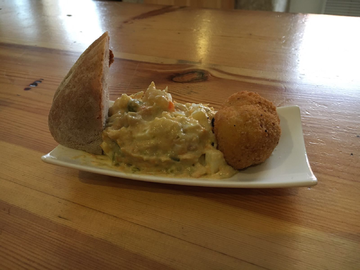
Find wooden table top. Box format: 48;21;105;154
1;1;359;269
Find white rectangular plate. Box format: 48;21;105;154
41;105;317;188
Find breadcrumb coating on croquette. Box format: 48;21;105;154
225;91;280;122
214;91;281;170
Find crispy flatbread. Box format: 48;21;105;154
48;32;114;154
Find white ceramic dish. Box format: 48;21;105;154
41;105;317;188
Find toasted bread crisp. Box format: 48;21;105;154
214;91;281;170
48;32;114;154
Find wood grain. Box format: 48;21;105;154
144;0;235;9
0;1;360;269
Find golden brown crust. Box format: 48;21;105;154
224;91;280;122
48;32;112;154
214;91;281;170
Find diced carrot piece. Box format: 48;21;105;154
168;101;175;112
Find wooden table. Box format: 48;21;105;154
1;1;359;269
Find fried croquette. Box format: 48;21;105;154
214;91;281;170
225;91;279;117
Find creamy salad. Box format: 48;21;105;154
101;82;236;178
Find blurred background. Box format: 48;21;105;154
121;0;360;16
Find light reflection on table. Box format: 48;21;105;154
298;15;360;90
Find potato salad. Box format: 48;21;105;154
101;82;236;178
